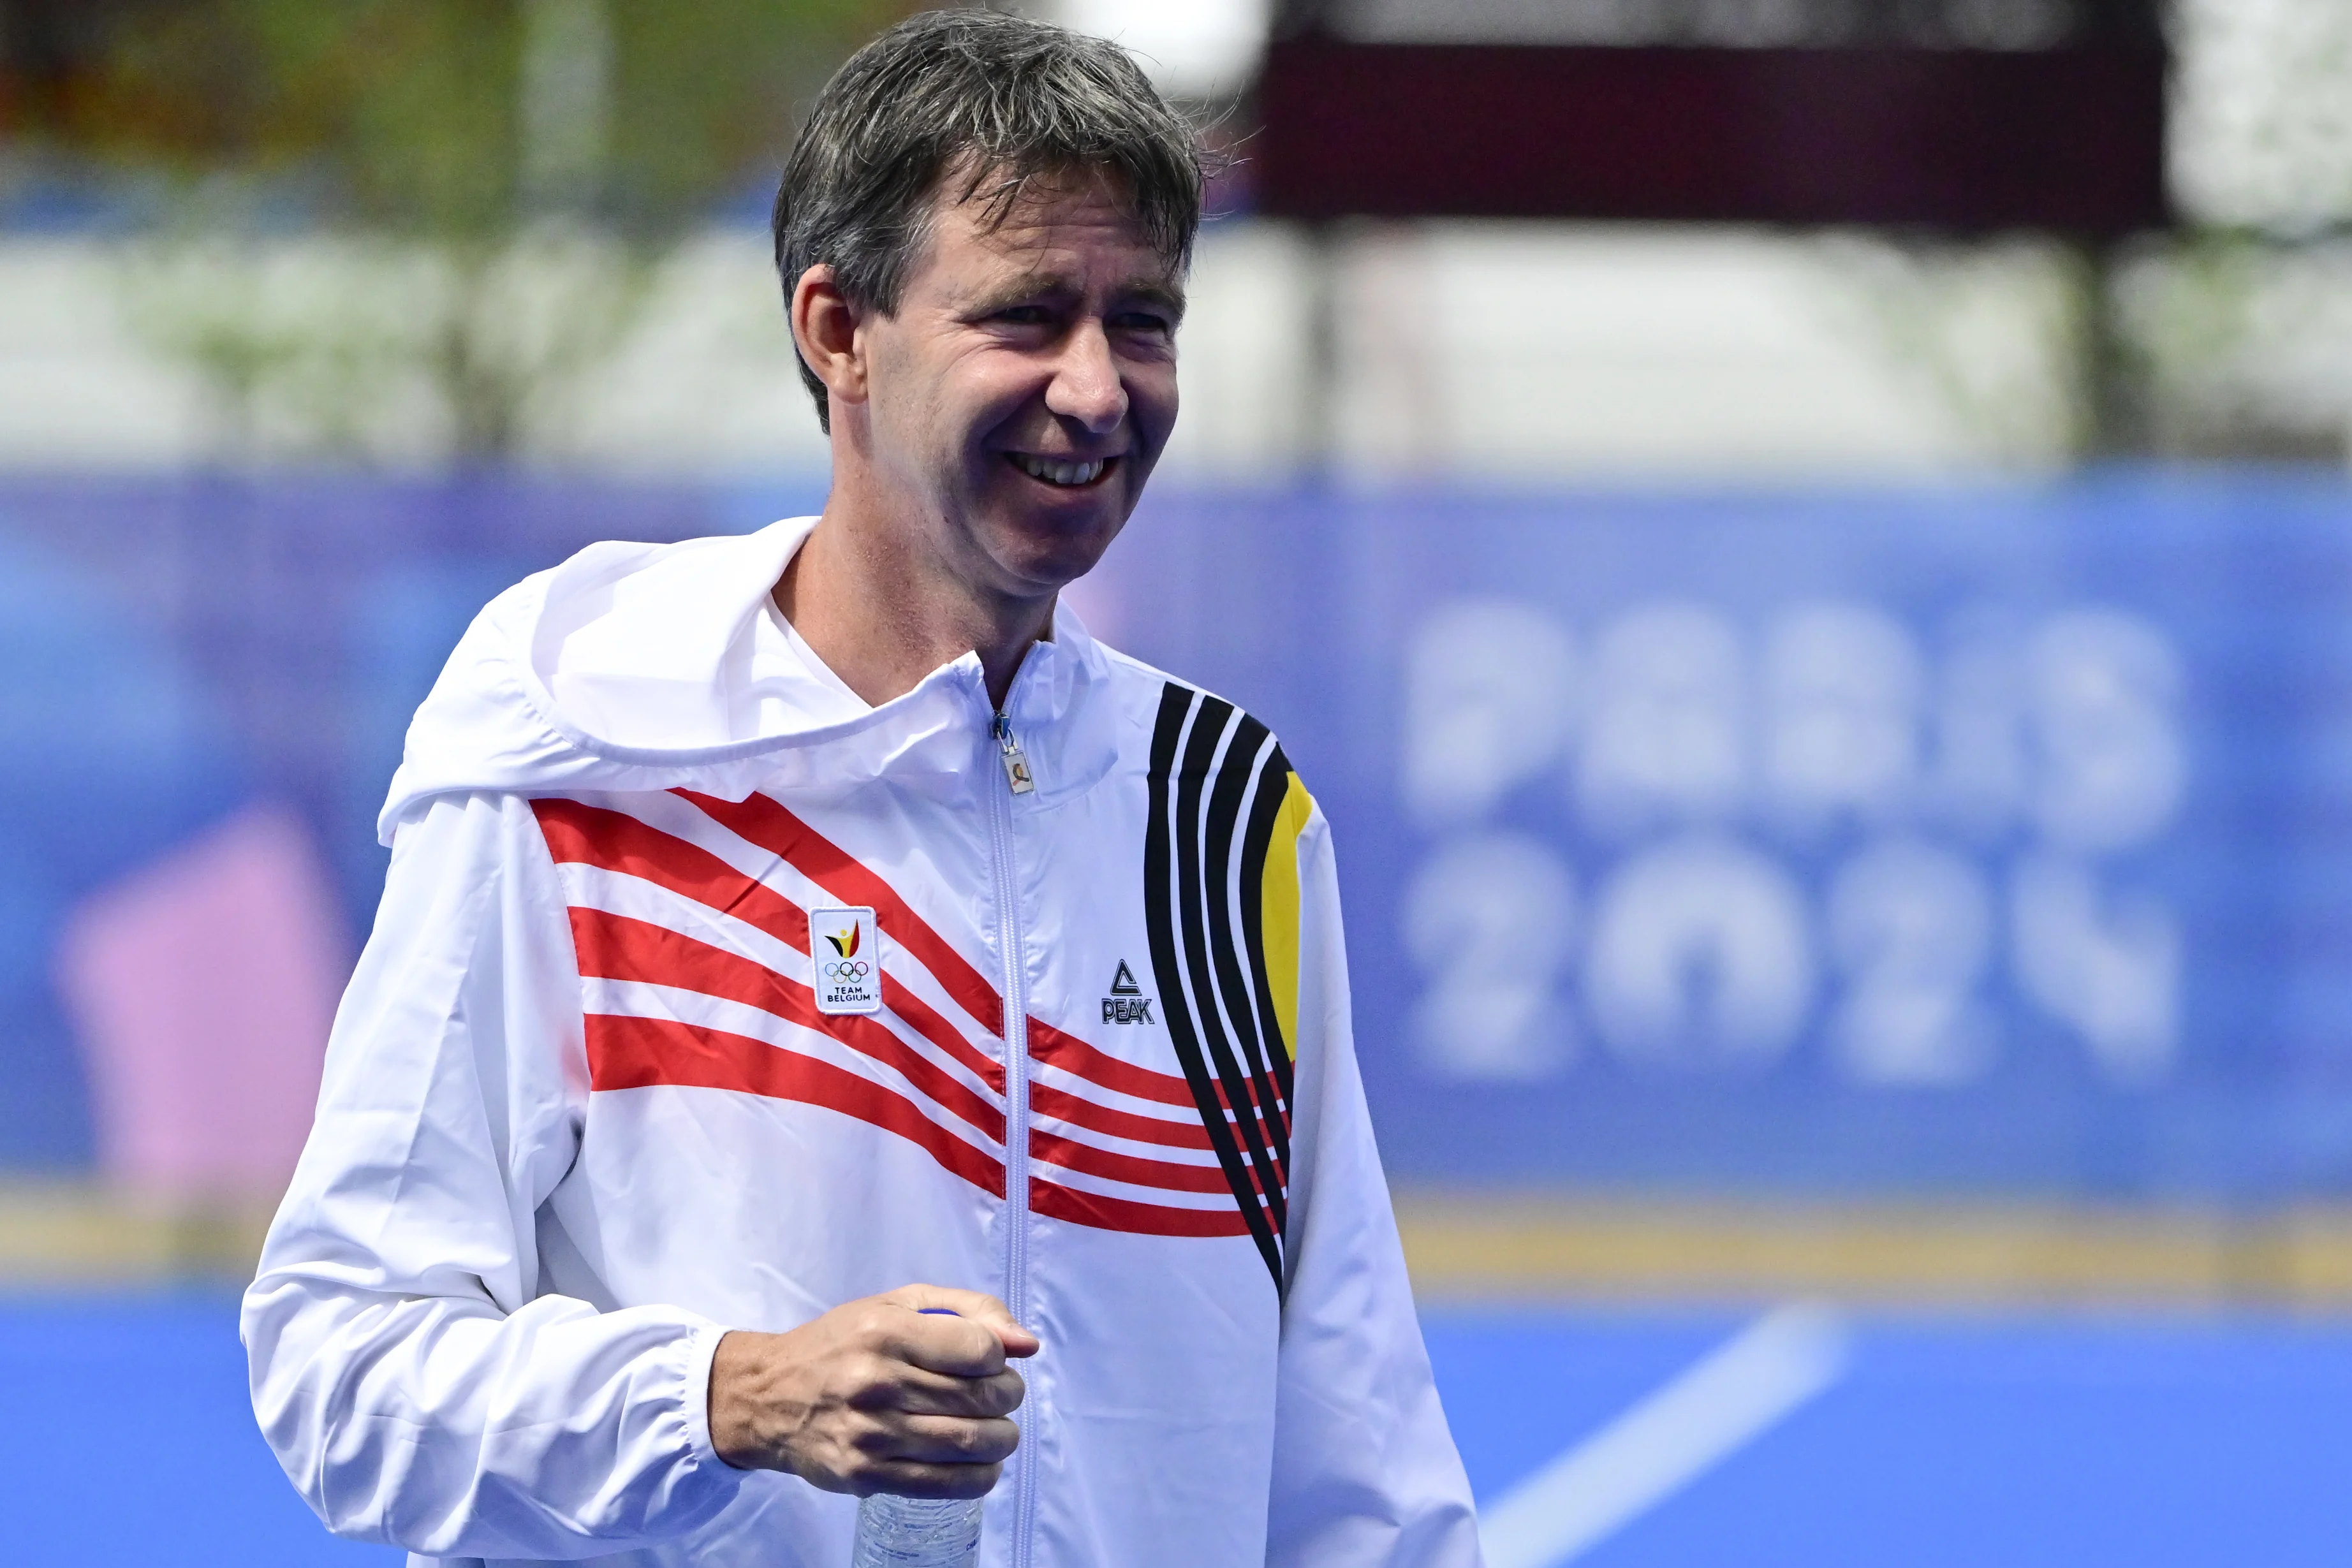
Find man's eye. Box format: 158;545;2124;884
996;305;1052;325
1111;312;1172;335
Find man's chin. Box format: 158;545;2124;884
972;506;1128;593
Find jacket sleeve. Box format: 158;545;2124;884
241;791;744;1558
1267;810;1485;1568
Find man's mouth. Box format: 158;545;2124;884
1008;452;1117;488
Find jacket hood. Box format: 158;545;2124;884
379;515;1120;844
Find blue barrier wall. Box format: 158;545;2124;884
5;469;2349;1203
0;475;816;1169
1094;472;2352;1203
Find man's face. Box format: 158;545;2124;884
855;168;1182;600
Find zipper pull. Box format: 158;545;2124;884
992;710;1036;796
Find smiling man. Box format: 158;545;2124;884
242;11;1480;1568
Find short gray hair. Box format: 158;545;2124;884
772;9;1209;432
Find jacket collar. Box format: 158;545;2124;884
378;516;1123;842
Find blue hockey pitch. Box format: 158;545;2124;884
4;1294;2349;1565
1426;1306;2352;1567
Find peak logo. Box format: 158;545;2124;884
809;905;880;1016
1103;960;1154;1025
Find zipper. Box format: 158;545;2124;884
992;710;1036;796
984;694;1037;1568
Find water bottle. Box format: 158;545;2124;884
849;1492;985;1568
848;1307;991;1568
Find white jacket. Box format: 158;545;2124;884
243;517;1481;1568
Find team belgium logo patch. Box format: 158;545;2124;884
809;905;881;1015
1102;960;1154;1025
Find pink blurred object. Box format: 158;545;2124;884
56;805;348;1198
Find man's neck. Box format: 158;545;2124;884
773;497;1052;714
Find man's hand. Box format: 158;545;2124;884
707;1284;1039;1498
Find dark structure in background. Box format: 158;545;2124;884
0;0;165;135
1259;0;2171;446
1270;0;2163;50
1259;41;2166;235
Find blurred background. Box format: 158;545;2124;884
4;0;2352;1562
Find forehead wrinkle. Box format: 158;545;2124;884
956;155;1133;235
948;163;1180;278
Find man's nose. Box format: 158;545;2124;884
1044;321;1128;436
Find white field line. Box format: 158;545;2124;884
1476;1302;1851;1568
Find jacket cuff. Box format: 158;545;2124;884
680;1320;735;1474
645;1315;747;1535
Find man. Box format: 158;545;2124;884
244;11;1481;1567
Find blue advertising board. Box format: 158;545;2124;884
1089;471;2352;1202
0;475;813;1169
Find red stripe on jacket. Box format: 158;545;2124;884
569;907;1005;1145
1026;1016;1197;1108
1029;1129;1234;1196
585;1013;1004;1198
1029;1177;1255;1238
1027;1081;1213;1150
537;798;1005;1094
678;790;1007;1035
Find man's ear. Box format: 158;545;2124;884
791;265;868;413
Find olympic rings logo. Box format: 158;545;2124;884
823;960;872;980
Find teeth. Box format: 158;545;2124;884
1014;453;1108;487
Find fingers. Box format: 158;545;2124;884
712;1287;1034;1493
869;1308;1003;1379
848;1414;1018;1500
855;1456;1007;1500
877;1412;1022;1467
889;1362;1026;1419
881;1285;1041;1360
835;1403;1019;1501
